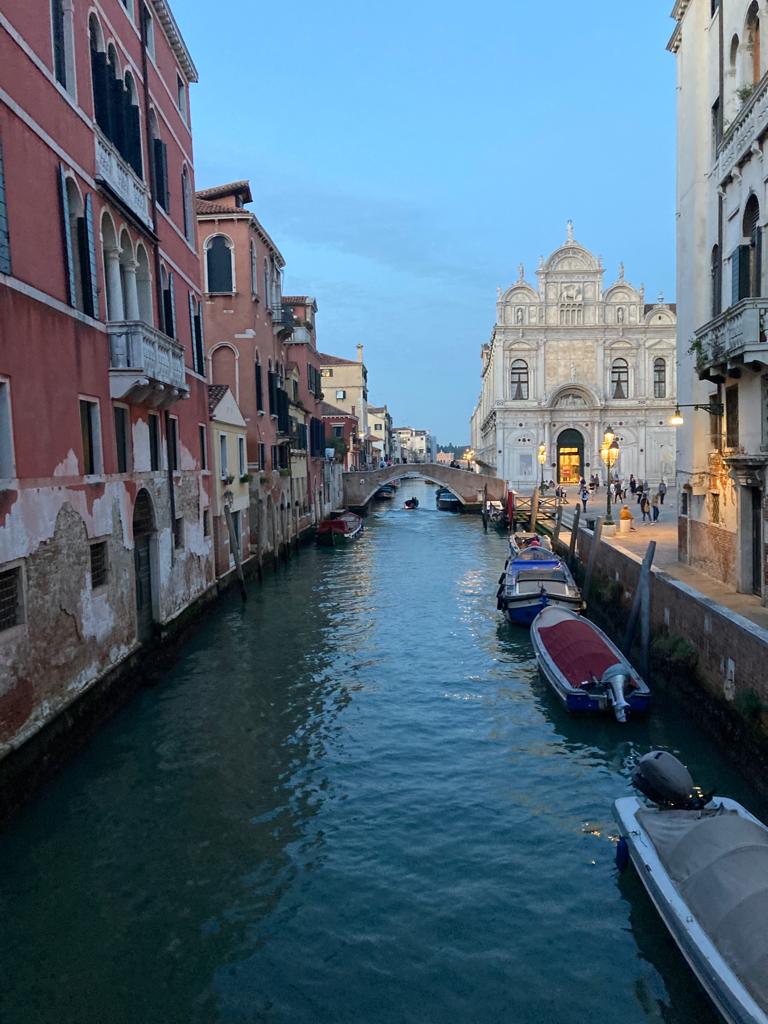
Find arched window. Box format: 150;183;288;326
51;0;75;94
89;25;143;179
123;72;142;177
611;358;629;399
250;241;258;296
746;2;761;85
136;243;152;324
181;166;193;242
205;235;233;293
59;171;97;317
739;193;762;299
149;110;168;210
711;244;722;317
653;358;666;399
510;359;529;400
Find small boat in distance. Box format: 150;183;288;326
497;546;581;626
435;487;461;512
530;606;650;721
404;497;419;509
316;510;364;546
614;751;768;1024
375;484;395;500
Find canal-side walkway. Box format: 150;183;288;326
559;487;768;634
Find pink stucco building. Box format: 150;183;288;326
0;1;212;752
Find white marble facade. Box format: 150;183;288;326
471;225;677;490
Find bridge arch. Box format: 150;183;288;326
342;463;505;511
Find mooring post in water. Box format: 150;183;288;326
224;504;248;602
568;505;580;566
530;486;540;533
482;484;488;533
553;503;563;547
582;515;603;605
623;540;656;657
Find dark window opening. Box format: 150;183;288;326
199;424;207;470
206;236;233;293
726;385;739;448
167;416;179;472
90;541;108;587
711;244;722;317
148;413;160;470
173;516;184;548
114;405;129;472
0;566;22;631
80;399;99;475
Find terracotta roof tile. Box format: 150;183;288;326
320;402;354;417
196;181;252;202
207;383;229;416
318;351;357;366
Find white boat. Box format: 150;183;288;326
614;752;768;1024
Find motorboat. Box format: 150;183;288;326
614;751;768;1023
316;510;364;546
436;487;461;512
510;532;552;554
497;548;582;627
404;497;419;509
375;484;395;500
530;606;650;720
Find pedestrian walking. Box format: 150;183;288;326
652;492;660;523
580;484;589;513
629;474;637;495
640;493;651;522
658;480;667;505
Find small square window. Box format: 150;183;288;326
90;541;108;588
336;389;346;400
203;509;210;537
174;516;184;549
0;565;23;631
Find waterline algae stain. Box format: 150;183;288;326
0;481;762;1024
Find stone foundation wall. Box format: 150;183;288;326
683;517;737;587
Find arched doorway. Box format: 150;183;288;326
557;429;584;484
133;489;156;642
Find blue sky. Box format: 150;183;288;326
180;1;677;443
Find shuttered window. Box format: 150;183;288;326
162;272;176;338
255;363;264;411
188;293;205;374
148;413;160;470
51;0;67;88
153;138;169;210
0;137;10;275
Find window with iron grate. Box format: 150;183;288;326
174;517;184;549
0;566;22;631
90;541;108;588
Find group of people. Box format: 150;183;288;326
578;475;668;525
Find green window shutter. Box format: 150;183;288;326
84;193;99;318
58;165;76;306
0;138;10;274
168;273;176;338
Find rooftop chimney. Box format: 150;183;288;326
356;344;364;363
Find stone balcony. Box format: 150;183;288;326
717;72;768;183
108;321;189;407
694;297;768;379
94;132;152;230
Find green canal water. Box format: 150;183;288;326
1;478;765;1024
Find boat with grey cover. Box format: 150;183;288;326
614;751;768;1024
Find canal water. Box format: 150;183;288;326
1;478;764;1024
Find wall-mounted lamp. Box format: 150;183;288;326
669;401;724;427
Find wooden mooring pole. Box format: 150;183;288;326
582;516;603;605
568;505;580;566
622;540;656;662
530;486;540;533
553;504;563;547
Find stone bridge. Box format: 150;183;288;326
342;463;506;511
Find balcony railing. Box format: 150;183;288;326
94;132;152;230
108;321;189;407
271;304;295;337
694;297;768;375
717;71;768;182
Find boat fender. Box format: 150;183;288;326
615;836;629;872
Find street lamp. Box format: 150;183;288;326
463;448;475;469
668;401;723;427
600;425;620;525
537;443;547;487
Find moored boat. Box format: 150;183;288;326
614;751;768;1024
375;484;395;500
316;510;364;546
436;486;461;512
497;547;581;626
530;606;650;720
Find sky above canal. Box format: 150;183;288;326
181;1;676;444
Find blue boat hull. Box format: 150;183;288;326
564;689;651;715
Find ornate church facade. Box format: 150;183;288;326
470;225;678;490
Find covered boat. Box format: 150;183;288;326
497;548;581;626
436;487;461;512
316;510;363;546
614;751;768;1024
530;606;650;720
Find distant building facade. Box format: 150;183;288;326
669;0;768;601
395;427;437;463
471;226;677;489
319;347;369;462
368;405;393;461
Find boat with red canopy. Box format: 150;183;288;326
316;510;364;546
530;606;650;721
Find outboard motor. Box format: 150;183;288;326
601;664;630;723
632;750;713;809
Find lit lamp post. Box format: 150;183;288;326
463;448;475;471
537;443;547;487
600;425;620;526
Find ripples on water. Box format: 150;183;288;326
0;479;763;1024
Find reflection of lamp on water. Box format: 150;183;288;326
600;425;620;526
537;443;547;486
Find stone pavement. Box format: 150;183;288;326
557;486;768;634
